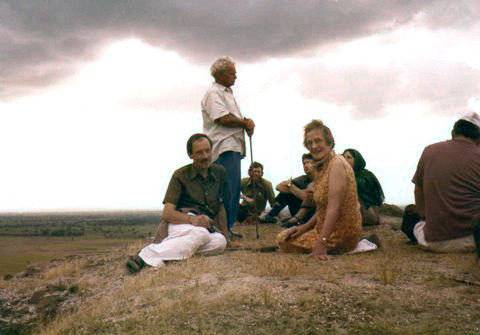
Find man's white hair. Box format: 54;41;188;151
210;56;235;78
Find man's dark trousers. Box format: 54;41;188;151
268;193;303;218
215;151;242;231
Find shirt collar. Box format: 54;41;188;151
188;164;217;182
213;82;233;93
452;136;477;145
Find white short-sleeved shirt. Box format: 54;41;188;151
201;82;246;162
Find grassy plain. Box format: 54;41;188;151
0;211;160;276
1;213;480;334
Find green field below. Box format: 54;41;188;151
0;235;146;276
0;211;161;276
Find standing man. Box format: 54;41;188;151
410;112;480;253
201;57;255;239
238;162;276;224
126;134;230;273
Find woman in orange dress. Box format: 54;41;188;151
277;120;362;259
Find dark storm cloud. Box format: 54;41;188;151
298;62;480;118
3;0;474;98
418;0;480;28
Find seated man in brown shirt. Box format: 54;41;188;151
411;112;480;253
237;162;275;224
126;133;232;273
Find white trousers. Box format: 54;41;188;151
139;223;227;267
414;221;475;253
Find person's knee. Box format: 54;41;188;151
217;235;227;250
188;226;213;243
277;238;290;252
208;234;227;254
277;239;286;251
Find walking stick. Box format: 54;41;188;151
249;135;260;239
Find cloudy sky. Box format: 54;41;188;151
1;1;479;211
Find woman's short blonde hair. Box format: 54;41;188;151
303;119;335;149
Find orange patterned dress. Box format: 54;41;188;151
277;152;362;254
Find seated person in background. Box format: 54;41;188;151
342;149;385;226
280;180;318;228
237;162;276;224
277;120;378;259
409;112;480;253
126;134;232;273
260;153;316;224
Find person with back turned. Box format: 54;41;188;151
408;112;480;253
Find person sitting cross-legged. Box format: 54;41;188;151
126;133;232;273
237;162;275;224
260;153;316;224
342;149;385;226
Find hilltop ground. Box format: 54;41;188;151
1;214;480;335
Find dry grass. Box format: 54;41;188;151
3;218;480;334
41;260;85;280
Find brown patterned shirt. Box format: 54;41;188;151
163;163;227;219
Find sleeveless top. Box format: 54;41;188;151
277;152;362;254
313;153;362;253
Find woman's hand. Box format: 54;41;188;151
284;224;307;241
308;240;331;261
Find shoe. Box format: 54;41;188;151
366;234;382;248
281;217;302;228
126;255;145;273
401;204;420;244
283;222;301;228
229;230;243;240
259;215;277;224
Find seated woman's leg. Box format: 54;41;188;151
276;229;316;253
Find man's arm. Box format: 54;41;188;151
412;149;426;219
276;179;307;201
215;206;231;242
163;203;212;228
240;193;255;204
266;181;276;206
414;185;426;219
215;114;255;136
